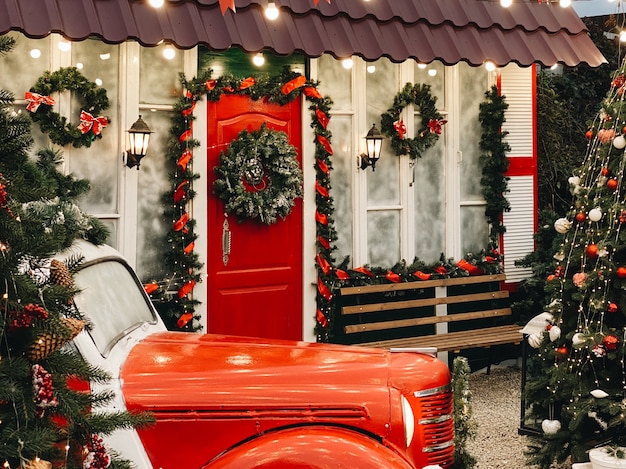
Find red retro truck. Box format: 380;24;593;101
65;241;454;468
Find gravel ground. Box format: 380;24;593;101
466;362;571;469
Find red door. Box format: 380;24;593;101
207;95;303;340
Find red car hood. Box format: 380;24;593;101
121;331;448;411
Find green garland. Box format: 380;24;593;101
213;123;303;224
380;82;446;160
479;85;511;242
26;67;110;148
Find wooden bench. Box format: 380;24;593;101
334;273;522;369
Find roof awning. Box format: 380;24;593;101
0;0;607;68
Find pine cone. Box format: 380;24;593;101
50;259;74;304
29;317;85;361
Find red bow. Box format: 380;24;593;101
427;118;447;135
24;92;55;112
219;0;235;14
78;111;108;135
393;119;406;139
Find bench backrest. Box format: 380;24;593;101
334;274;511;345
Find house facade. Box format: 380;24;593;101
0;0;605;341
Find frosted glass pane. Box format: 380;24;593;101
413;61;445;107
69;40;120;214
367;58;399;206
316;55;352;111
100;220;117;249
367;211;400;266
461;206;489;254
136;111;173;280
140;46;184;104
0;33;51;91
328;115;353;263
413;142;446;263
459;63;488;201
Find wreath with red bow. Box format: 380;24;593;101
380;82;447;160
26;67;110;148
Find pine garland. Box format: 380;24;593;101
479;85;511;243
452;356;478;469
27;67;110;148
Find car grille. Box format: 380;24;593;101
415;387;455;467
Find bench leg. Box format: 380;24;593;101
486;347;494;375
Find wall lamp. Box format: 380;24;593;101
124;115;153;170
359;123;384;171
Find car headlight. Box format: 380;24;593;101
401;394;415;447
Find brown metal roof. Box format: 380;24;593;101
0;0;606;67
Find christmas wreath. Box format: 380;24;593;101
380;82;446;160
213;123;304;224
26;67;110;148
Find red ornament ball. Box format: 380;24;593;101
586;244;599;258
586;130;593;140
601;167;611;176
603;334;619;351
575;212;586;223
555;346;569;357
608;302;619;313
617;266;626;278
607;178;618;191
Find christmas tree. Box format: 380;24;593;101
524;58;626;467
0;37;151;468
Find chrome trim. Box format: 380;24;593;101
422;440;455;453
413;384;451;397
418;413;453;425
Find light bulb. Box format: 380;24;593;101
30;49;41;59
163;46;176;60
484;61;496;72
500;0;513;7
253;53;265;66
559;0;571;7
366;65;376;74
149;0;164;7
342;58;353;69
265;2;279;20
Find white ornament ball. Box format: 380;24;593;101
591;389;609;399
614;135;626;149
554;218;572;234
541;419;561;435
549;325;561;342
528;332;544;349
568;176;580;187
588;208;603;222
572;332;586;346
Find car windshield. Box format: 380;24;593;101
72;259;157;357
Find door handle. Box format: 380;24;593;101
222;215;231;266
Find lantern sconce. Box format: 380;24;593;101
359;123;384;171
124;115;153;170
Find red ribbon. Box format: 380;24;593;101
393;119;406;140
315;211;328;225
315;180;329;198
435;266;448;275
177;149;193;171
181;100;196;117
177;280;196;299
412;271;432;281
144;283;159;294
316;135;333;155
184;241;195;255
303;87;322;99
173;212;189;231
352;266;373;277
334;269;350;280
24;92;55;112
317;236;330;250
386;271;401;283
316;253;331;275
78;111;108;135
315;108;329;129
313;0;331;5
316;309;328;328
239;77;256;90
219;0;236;14
316;159;329;174
206;80;217;91
317;278;333;301
456;259;484;276
179;128;193;142
176;312;194;328
427;118;447;135
281;76;307;95
173;180;189;203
